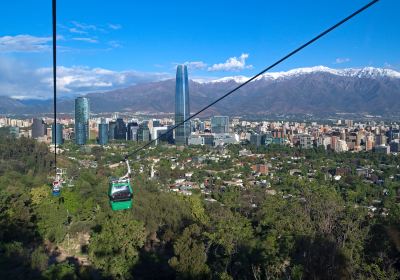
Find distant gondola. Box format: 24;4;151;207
52;181;61;197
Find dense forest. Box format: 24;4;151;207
0;136;399;279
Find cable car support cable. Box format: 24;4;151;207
122;0;380;161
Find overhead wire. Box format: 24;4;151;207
52;0;57;174
123;0;380;161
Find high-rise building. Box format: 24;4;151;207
250;133;265;146
138;123;150;142
31;118;46;138
75;97;90;145
108;121;116;140
152;127;168;145
175;65;190;145
52;123;63;145
127;122;139;141
98;122;109;145
211;116;229;134
366;135;374;151
114;118;127;140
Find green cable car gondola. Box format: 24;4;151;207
108;159;133;211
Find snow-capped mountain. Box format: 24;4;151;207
2;66;400;116
196;66;400;84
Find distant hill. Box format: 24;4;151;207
2;66;400;117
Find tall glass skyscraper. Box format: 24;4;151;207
52;123;63;145
175;65;190;145
138;122;150;142
98;120;109;145
75;97;90;145
108;121;116;140
114;118;127;140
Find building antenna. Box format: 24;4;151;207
122;0;381;160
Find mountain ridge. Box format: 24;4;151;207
1;66;400;116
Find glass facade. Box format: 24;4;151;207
211;116;229;134
127;122;139;141
108;121;116;140
98;123;109;145
175;65;190;145
138;123;150;142
75;97;90;145
52;123;63;145
114;118;127;140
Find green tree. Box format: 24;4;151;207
169;224;210;279
42;262;78;280
89;213;146;279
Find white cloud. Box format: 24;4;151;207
69;27;87;34
335;57;351;64
72;37;99;43
0;57;171;99
108;23;122;30
208;53;253;72
37;66;171;95
71;21;98;31
0;35;52;52
183;61;207;70
108;40;122;48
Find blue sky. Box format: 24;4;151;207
0;0;398;98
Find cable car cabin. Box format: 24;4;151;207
108;178;133;211
52;181;61;197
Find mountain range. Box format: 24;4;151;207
1;66;400;117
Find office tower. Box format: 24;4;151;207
108;121;116;140
211;116;229;134
114;118;127;140
31;118;46;138
52;123;63;145
152;127;168;145
250;133;265;146
138;123;150;142
127;122;139;141
98;123;109;145
175;65;190;145
75;97;90;145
